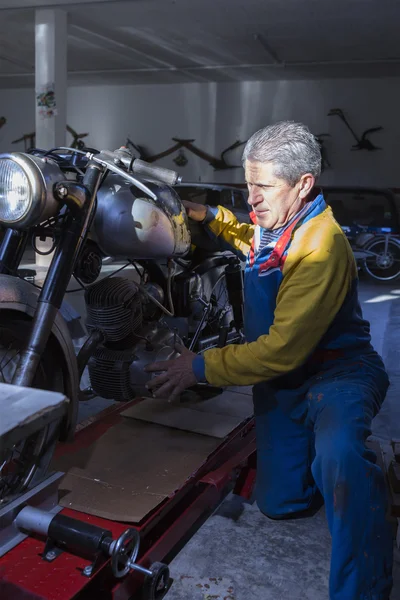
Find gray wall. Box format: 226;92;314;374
0;77;398;187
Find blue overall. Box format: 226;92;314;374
244;196;393;599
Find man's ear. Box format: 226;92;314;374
298;173;315;199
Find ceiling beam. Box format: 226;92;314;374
0;51;34;70
2;56;400;79
69;22;176;69
68;18;210;82
0;0;133;10
254;33;283;66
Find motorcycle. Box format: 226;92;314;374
341;224;400;282
0;145;245;505
323;186;400;283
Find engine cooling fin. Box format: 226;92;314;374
88;347;136;402
85;277;142;343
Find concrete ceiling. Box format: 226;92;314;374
0;0;398;88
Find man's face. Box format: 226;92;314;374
245;160;303;230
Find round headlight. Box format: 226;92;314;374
0;159;32;223
0;153;63;229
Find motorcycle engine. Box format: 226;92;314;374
85;277;181;401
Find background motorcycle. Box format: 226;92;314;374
322;186;400;283
341;223;400;282
0;145;244;505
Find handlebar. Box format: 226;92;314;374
86;147;182;193
130;158;182;186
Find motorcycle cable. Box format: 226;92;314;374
129;259;175;318
130;260;145;283
188;272;227;352
17;259;134;295
34;147;88;178
44;146;88;157
65;261;134;294
31;233;57;257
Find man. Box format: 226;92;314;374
146;121;392;599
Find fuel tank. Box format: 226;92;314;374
92;174;191;259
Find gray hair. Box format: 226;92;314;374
242;121;321;186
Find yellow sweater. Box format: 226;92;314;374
200;204;358;387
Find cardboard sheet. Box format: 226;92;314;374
121;389;253;438
55;419;219;522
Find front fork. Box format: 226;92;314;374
0;228;29;276
11;162;104;388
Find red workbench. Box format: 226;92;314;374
0;401;256;600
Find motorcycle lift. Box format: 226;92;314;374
0;385;256;600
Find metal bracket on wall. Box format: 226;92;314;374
125;136;247;170
328;108;383;151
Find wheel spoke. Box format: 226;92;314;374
0;342;14;381
0;342;13;370
363;240;400;280
1;350;19;374
0;322;52;503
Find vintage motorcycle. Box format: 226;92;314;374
0;145;245;504
342;224;400;282
323;186;400;283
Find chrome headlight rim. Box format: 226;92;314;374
0;153;36;225
0;152;61;230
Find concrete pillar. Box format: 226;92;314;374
35;8;67;266
35;8;67;150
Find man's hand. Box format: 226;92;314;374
182;200;208;222
144;345;198;401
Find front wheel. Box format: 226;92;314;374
0;313;66;506
363;238;400;282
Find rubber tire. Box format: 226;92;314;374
0;312;66;497
363;239;400;282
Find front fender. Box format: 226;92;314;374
0;274;79;441
357;233;400;249
355;232;376;248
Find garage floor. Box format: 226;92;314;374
163;279;400;600
22;259;400;599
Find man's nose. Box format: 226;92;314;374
248;187;261;205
